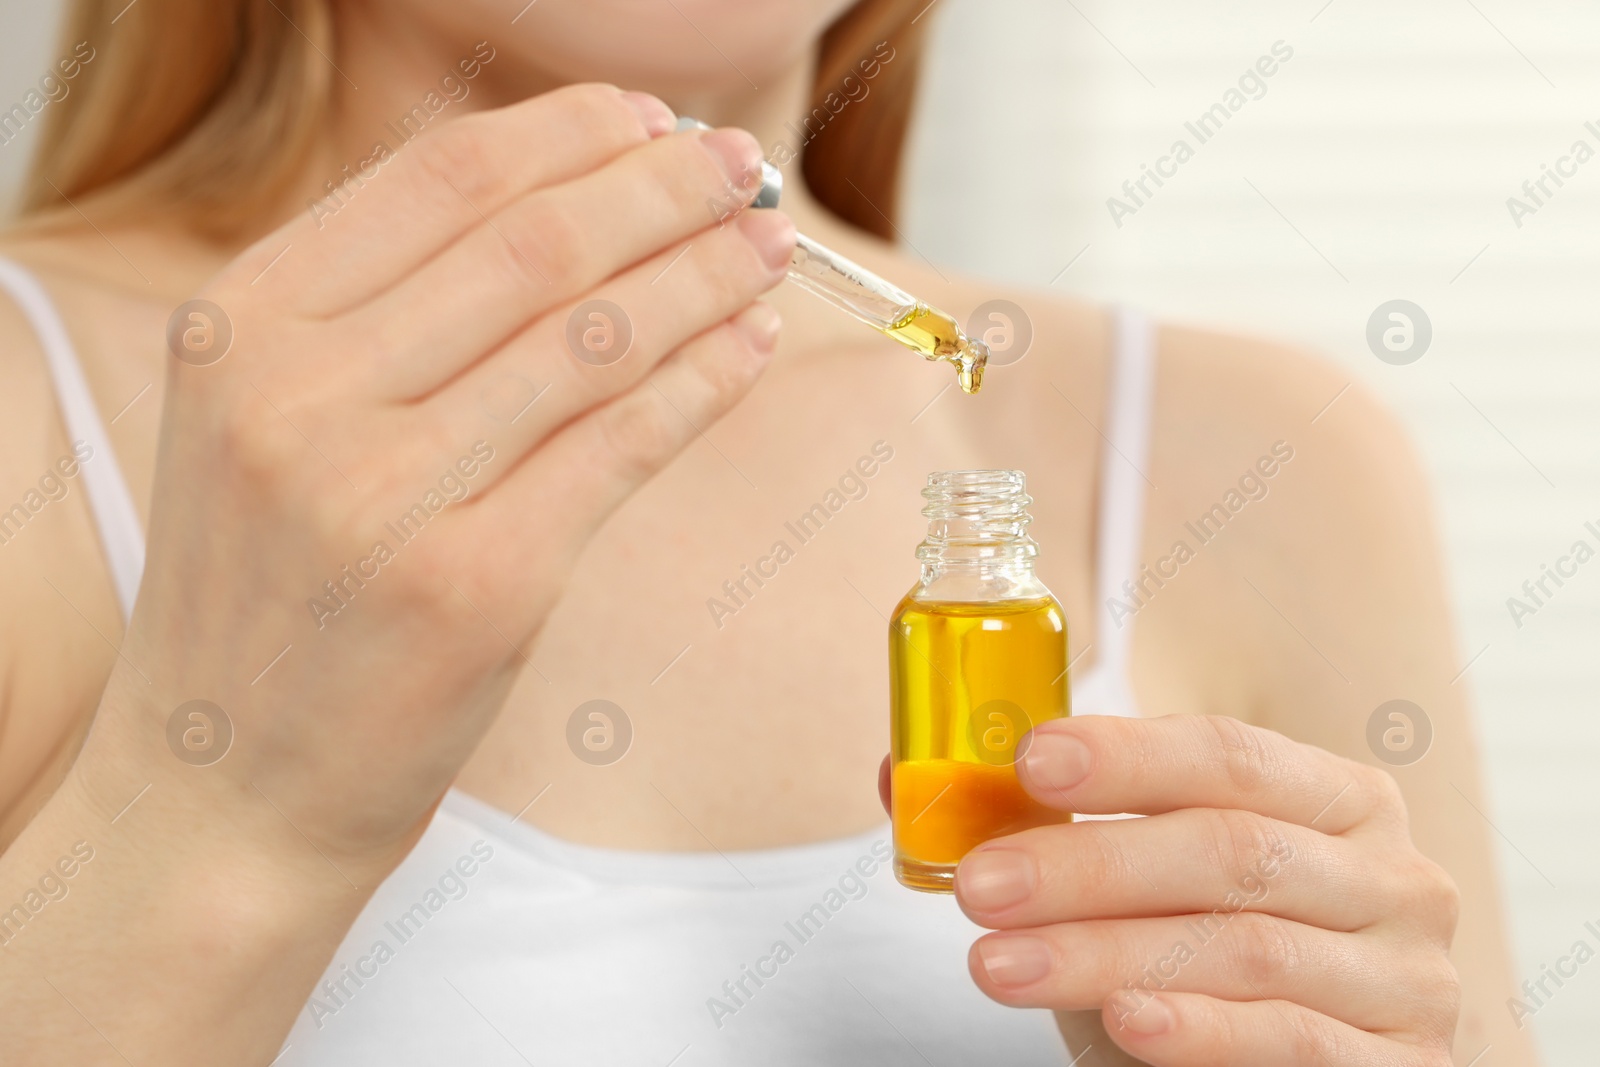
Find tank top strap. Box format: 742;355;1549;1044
1071;306;1157;720
1093;307;1157;675
0;256;145;624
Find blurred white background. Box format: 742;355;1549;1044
3;0;1595;1061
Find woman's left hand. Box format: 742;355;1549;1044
951;714;1462;1065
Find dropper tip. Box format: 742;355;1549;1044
955;338;990;394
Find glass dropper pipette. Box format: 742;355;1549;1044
786;233;988;394
679;118;990;393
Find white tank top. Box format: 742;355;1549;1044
1;259;1156;1065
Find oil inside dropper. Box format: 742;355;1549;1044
879;304;989;394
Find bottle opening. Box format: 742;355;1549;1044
918;469;1037;563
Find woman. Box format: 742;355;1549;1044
0;0;1534;1063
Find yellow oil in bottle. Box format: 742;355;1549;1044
889;595;1070;893
880;304;988;394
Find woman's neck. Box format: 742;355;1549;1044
312;6;859;249
290;7;901;356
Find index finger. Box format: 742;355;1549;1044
1017;715;1403;835
242;83;674;313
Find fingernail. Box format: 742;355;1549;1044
732;302;782;357
1021;730;1093;793
1108;991;1175;1035
700;128;764;190
957;848;1036;911
975;936;1052;988
621;91;675;138
735;209;797;275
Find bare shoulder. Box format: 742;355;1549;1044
960;281;1450;726
1152;318;1424;519
1142;317;1453;730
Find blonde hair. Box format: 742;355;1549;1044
19;0;928;239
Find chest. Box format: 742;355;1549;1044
458;358;1104;848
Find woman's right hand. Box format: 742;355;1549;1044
103;81;790;860
3;83;791;1063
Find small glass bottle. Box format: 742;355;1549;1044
889;470;1071;893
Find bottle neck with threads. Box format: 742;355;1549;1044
912;470;1050;602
